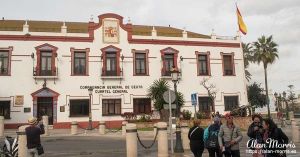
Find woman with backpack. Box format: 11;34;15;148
188;119;205;157
262;118;289;157
204;117;222;157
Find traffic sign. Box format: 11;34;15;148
191;93;197;106
163;90;176;103
163;104;177;109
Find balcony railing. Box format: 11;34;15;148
160;68;182;79
33;67;58;79
101;69;123;79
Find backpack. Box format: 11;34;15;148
205;125;220;149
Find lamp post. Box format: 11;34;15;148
87;87;93;130
171;67;184;153
274;92;278;112
282;91;289;120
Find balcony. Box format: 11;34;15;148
160;69;182;80
33;67;58;79
100;69;123;79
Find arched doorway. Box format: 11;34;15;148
31;87;59;125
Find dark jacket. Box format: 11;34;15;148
247;122;264;144
188;126;204;150
264;127;289;157
25;124;45;149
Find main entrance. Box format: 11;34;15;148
37;97;53;125
31;86;59;125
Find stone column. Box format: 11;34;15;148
0;116;4;137
17;125;30;157
181;122;190;150
99;121;106;135
289;111;295;120
71;121;78;135
292;125;300;142
122;121;128;136
42;116;49;136
126;123;137;157
157;122;168;157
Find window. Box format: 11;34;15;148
133;98;151;114
198;54;210;75
105;52;117;76
135;53;147;75
224;96;239;111
0;101;10;119
102;99;121;116
161;47;178;76
74;52;86;75
35;43;57;76
198;97;212;113
222;54;235;76
101;45;121;76
0;51;9;75
69;99;89;117
40;51;52;76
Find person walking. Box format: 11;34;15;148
204;117;222;157
218;113;243;157
25;117;45;157
188;119;205;157
247;114;264;157
262;118;288;157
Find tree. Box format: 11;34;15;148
247;82;267;113
200;78;217;113
242;42;254;81
252;35;279;118
147;79;184;118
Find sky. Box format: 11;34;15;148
1;0;299;96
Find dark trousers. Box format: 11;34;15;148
224;150;240;157
208;148;222;157
190;143;204;157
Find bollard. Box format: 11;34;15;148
181;122;190;150
99;121;106;135
157;122;168;157
42;116;49;136
17;125;30;157
71;121;78;135
292;125;300;142
126;123;137;157
122;121;128;136
0;116;4;137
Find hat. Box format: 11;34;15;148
213;117;220;123
28;117;38;125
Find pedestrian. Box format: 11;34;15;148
204;117;222;157
218;113;243;157
247;114;264;157
25;117;45;157
215;111;221;118
188;119;204;157
262;118;288;157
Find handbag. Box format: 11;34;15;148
37;144;44;155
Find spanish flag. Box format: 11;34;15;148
236;5;247;35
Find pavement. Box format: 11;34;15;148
1;125;299;157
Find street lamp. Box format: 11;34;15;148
171;67;184;153
274;92;278;111
87;87;93;130
282;91;289;120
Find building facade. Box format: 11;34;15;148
0;13;248;128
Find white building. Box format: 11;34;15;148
0;13;248;128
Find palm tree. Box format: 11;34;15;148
147;79;185;118
242;42;254;81
252;35;279;118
